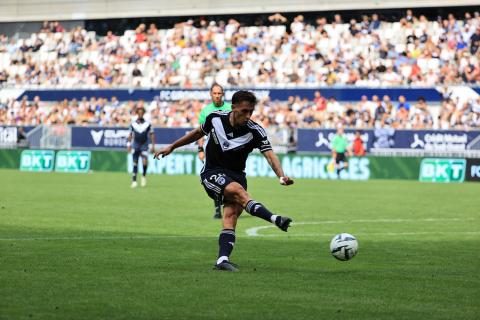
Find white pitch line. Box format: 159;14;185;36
245;231;480;238
245;218;477;237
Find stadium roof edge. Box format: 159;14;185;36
0;0;477;22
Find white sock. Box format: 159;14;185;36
271;215;278;224
217;256;229;265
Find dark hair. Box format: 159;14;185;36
231;90;257;105
210;83;224;93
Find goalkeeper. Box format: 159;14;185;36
197;83;232;219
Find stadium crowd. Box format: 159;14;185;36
0;10;479;88
1;92;479;129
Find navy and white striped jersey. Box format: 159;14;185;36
130;118;151;146
200;111;272;173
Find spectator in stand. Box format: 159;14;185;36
410;97;433;129
352;130;366;156
313;91;327;112
369;14;381;31
470;27;480;54
374;98;387;123
397;95;411;112
268;13;288;25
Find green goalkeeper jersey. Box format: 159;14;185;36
198;102;232;124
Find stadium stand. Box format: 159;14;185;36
0;11;479;88
1;92;479;129
0;8;479;130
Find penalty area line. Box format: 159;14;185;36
246;231;480;238
245;217;477;237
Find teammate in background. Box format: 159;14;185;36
155;91;294;272
352;130;366;156
127;107;155;188
331;127;352;176
198;83;232;219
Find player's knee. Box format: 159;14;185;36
224;184;249;207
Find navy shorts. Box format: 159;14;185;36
132;142;149;162
200;169;247;203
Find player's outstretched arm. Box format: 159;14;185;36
127;132;133;153
154;127;204;159
149;131;156;153
262;150;294;186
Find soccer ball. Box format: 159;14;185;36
330;233;358;261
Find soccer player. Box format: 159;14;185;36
127;106;155;188
198;83;232;219
331;126;352;177
154;91;294;272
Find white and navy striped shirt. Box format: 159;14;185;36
200;111;272;173
130;118;151;146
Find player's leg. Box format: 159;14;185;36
141;151;148;187
336;152;345;176
131;149;140;188
223;182;292;232
214;202;242;271
212;196;222;219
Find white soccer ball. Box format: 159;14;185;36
330;233;358;261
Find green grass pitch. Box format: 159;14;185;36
0;169;479;320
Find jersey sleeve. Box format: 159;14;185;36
200;112;214;134
198;108;207;125
252;125;272;153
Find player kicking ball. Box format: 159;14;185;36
154;91;294;272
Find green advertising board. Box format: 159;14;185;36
1;148;423;181
55;151;91;173
127;152;422;181
19;150;55;172
419;158;466;183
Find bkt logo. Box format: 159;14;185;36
419;158;466;183
55;151;91;173
20;150;55;172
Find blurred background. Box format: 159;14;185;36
1;0;479;181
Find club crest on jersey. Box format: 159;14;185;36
209;174;226;185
